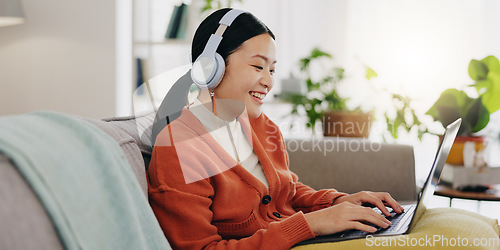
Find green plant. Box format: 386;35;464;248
282;47;428;139
281;48;351;132
365;67;429;141
202;0;243;12
427;55;500;136
384;92;430;141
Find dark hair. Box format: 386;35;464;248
191;8;275;63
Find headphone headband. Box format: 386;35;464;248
220;9;244;26
191;9;245;89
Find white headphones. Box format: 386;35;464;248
191;9;245;90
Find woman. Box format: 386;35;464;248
147;8;404;249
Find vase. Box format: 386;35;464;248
322;111;372;138
446;136;486;166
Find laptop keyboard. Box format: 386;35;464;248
341;204;415;237
377;204;415;233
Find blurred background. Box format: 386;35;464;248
1;0;499;218
1;0;498;118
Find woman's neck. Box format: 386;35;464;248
197;89;245;122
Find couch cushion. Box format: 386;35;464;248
84;114;154;196
287;138;417;201
102;113;155;165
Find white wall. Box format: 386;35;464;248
237;0;349;97
238;0;500;117
0;0;116;119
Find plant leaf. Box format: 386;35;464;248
481;72;500;114
202;0;213;12
320;76;334;85
480;55;500;73
465;97;490;133
334;67;345;81
365;67;378;80
310;47;332;59
438;105;468;135
426;89;466;119
474;79;491;94
470;56;500;114
469;59;488;81
299;58;310;71
426;89;472;134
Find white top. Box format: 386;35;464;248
189;98;269;188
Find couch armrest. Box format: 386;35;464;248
286;138;417;201
0;154;63;250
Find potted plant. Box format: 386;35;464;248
282;47;372;137
365;67;430;142
426;55;500;165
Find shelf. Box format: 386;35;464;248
132;0;202;112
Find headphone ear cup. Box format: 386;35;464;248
206;53;225;89
192;55;216;88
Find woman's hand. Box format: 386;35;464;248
304;201;392;236
332;191;404;217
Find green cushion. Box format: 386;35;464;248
294;208;499;249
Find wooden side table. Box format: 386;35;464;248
434;184;500;211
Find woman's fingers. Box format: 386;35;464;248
374;192;404;214
350;221;378;233
359;191;404;215
345;205;391;231
360;206;392;229
360;192;393;217
333;191;405;215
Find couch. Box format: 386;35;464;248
0;112;497;249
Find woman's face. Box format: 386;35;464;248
214;33;276;118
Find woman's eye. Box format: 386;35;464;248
270;69;276;74
252;65;263;70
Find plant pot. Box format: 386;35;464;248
446;136;486;166
322;111;372;138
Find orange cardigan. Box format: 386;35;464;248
147;109;346;249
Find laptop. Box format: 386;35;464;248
295;118;462;246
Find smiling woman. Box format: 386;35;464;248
147;8;407;250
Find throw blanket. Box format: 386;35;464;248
0;111;170;249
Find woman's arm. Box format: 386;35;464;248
290;172;347;213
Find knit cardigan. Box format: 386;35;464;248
147;108;346;250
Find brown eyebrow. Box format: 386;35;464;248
252;54;277;64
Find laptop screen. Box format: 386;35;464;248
408;118;461;230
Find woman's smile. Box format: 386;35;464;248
249;91;266;104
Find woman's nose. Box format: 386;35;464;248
260;72;273;90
